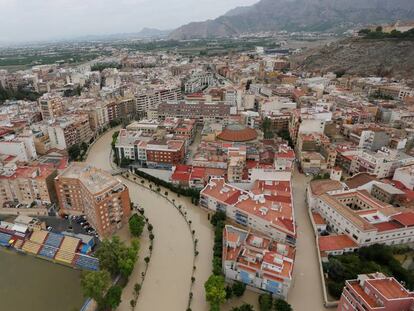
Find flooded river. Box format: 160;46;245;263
0;250;84;311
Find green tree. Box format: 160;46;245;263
68;144;81;161
273;299;292;311
204;275;226;311
80;270;111;308
212;256;222;275
278;130;293;147
104;285;122;310
210;211;226;226
258;293;273;311
262;117;274;139
225;285;233;300
96;236;139;277
129;214;145;237
327;281;345;300
119;256;135;278
231;281;246;297
95;236;124;275
231;304;254;311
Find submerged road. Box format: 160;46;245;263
288;169;329;311
86;128;329;311
85;128;212;311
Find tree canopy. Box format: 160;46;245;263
274;299;292;311
80;270;111;308
104;285;122;310
204;275;226;311
95;236;140;278
129;214;145;237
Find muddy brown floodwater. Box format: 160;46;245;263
86;128;328;311
0;249;84;311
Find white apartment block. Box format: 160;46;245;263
135;86;181;118
223;225;294;299
393;165;414;190
200;178;296;245
353;148;414;178
0;132;37;162
313;189;414;248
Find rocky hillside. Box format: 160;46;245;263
291;37;414;79
169;0;414;40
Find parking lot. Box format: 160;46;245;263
38;216;98;239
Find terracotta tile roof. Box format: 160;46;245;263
345;173;377;189
392;212;414;227
202;178;295;235
367;278;412;299
217;124;257;142
309;179;343;196
318;234;358;252
312;212;326;225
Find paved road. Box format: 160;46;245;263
288;168;330;311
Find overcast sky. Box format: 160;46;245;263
0;0;258;42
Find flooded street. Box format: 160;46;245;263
86;129;197;311
86;128;328;311
0;250;84;311
289;169;329;311
86;128;260;311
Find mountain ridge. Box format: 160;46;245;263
169;0;414;40
290;37;414;80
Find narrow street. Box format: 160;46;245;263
288;168;329;311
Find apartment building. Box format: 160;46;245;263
289;107;332;143
227;147;246;183
393;165;414;190
38;93;64;120
338;273;414;311
200;178;296;245
358;130;390;151
0;163;58;210
223;225;295;299
146;140;185;169
184;72;216;93
55;162;131;237
46;115;93;150
135;86;181;118
0;132;37;162
353;148;414;178
126;119;160;134
312;188;414;248
106;97;136;122
157;101;232;123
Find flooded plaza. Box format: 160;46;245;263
0;249;84;311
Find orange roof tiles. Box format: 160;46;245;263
312;212;326;225
224;226;295;280
309;179;343;196
368;278;412;299
392;212;414;227
348;281;380;308
202;178;295;235
217;125;258;142
318;234;357;252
